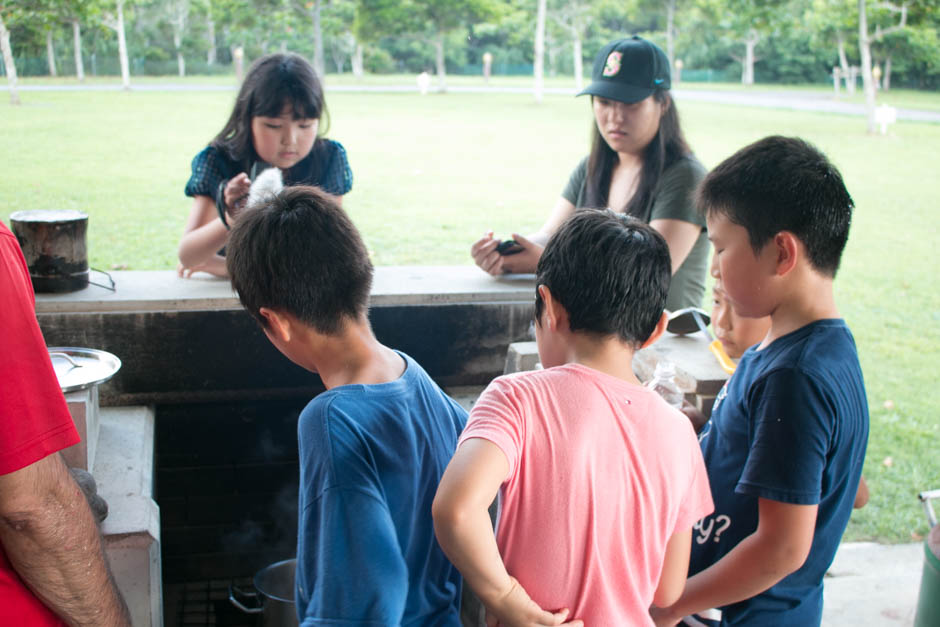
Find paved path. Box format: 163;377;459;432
823;542;924;626
5;81;940;123
673;87;940;123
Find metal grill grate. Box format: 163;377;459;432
166;578;259;627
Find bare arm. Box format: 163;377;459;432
177;194;231;277
651;498;817;626
0;453;130;627
433;439;580;626
854;476;869;509
653;527;692;608
649;218;703;275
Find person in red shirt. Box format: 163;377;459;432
0;221;130;626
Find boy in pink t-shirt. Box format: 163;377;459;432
433;211;714;626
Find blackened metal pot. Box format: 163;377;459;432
10;209;90;293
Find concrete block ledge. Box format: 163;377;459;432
94;405;162;627
35;267;537;314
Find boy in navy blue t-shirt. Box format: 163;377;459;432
651;136;869;626
225;187;467;625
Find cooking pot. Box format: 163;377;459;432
9;209;114;293
229;558;298;627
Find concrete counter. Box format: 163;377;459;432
35;268;538;405
35;267;537;313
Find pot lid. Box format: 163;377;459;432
10;209;88;223
48;347;121;393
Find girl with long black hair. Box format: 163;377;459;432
178;53;352;277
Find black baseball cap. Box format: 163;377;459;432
578;36;671;104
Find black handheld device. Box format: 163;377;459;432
495;239;524;256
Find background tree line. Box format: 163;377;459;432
2;0;939;91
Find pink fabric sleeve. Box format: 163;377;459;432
457;377;525;479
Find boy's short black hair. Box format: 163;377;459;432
697;135;854;277
535;210;671;347
226;186;373;334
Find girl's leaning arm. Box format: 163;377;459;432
177;195;231;277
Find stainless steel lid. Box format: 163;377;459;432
48;347;121;393
11;209;88;223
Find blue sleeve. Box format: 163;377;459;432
297;486;407;626
184;146;233;198
737;368;833;505
319;140;353;196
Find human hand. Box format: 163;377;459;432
177;261;207;279
68;467;108;524
483;577;582;627
471;230;506;276
177;257;228;278
223;172;251;221
649;604;681;627
497;233;543;275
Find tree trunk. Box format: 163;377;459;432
742;29;758;85
665;0;676;69
207;6;216;65
351;42;363;77
534;0;546;103
0;14;20;105
173;29;185;77
573;33;583;92
434;31;446;92
883;55;891;90
546;34;557;76
72;19;84;81
116;0;130;90
46;30;58;77
233;44;245;82
837;33;855;94
858;0;876;133
311;1;324;78
330;43;345;74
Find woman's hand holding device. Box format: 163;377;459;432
471;231;543;275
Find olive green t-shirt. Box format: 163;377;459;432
561;155;708;311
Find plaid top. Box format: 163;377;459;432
184;138;353;199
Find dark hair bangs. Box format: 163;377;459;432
250;66;323;121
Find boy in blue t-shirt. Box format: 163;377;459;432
226;187;467;626
651;136;869;626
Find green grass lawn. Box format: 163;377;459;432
1;86;937;543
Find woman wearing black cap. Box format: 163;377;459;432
471;36;708;312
